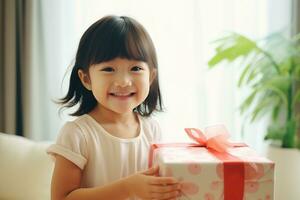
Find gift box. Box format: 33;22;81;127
149;125;275;200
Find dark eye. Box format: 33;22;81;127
131;66;143;71
101;67;114;72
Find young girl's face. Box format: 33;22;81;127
79;57;156;115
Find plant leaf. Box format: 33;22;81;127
292;89;300;107
257;76;290;105
250;95;276;122
208;33;258;67
239;89;258;114
245;57;272;86
238;63;252;87
271;104;281;121
264;124;285;141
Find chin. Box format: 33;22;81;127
112;108;136;115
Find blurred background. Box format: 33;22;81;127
0;0;296;148
1;0;300;199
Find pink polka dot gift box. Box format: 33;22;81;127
148;125;274;200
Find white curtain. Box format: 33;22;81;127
35;0;292;152
23;0;76;140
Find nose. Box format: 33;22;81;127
114;73;132;87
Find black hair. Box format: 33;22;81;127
59;15;163;116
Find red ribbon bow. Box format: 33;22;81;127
184;124;234;153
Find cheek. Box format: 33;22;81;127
91;87;105;103
139;77;151;91
90;79;109;99
137;79;151;101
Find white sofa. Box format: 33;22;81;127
0;132;54;200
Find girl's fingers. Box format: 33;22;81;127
150;184;181;193
149;176;179;185
142;165;159;175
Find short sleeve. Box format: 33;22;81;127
46;122;88;169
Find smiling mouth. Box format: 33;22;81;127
109;92;136;97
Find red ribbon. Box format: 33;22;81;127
148;125;247;200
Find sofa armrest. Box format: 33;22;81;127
0;133;54;200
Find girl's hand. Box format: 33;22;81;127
124;166;182;200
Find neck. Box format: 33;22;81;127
89;105;137;125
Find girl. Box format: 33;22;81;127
47;15;182;200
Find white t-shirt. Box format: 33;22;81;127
47;114;161;194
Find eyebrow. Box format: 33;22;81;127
96;60;147;67
93;63;114;69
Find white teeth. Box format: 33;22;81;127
115;93;129;96
112;93;134;96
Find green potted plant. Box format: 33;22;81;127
208;32;300;199
208;32;300;149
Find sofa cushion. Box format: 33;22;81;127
0;133;54;200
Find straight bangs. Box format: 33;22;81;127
88;16;156;68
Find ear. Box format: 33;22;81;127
78;69;92;91
149;68;157;85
